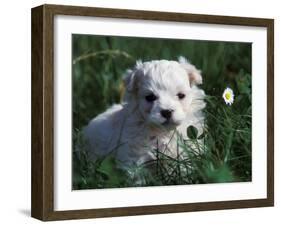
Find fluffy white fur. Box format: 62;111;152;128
83;57;205;168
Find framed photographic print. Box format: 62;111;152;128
31;4;274;221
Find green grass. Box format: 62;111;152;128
72;34;252;189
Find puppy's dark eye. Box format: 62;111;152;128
145;93;157;102
177;93;186;99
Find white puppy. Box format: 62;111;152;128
83;57;205;168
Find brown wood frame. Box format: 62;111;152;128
31;4;274;221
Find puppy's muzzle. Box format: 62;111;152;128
160;109;173;120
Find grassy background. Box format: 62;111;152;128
72;34;252;189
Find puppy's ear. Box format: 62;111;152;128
178;56;202;86
123;60;143;92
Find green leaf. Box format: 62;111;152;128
97;156;116;176
206;165;234;183
186;125;198;139
96;156;127;187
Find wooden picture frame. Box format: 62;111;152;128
31;4;274;221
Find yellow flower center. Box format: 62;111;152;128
225;92;231;100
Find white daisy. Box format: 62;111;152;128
222;87;234;105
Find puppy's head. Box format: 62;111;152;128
123;57;203;130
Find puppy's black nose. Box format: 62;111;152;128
161;109;173;119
